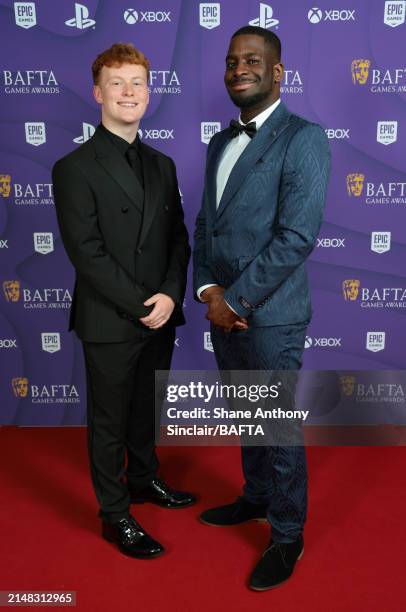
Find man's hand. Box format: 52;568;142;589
139;293;175;329
201;286;248;332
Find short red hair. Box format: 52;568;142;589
92;43;150;84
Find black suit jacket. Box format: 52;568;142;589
52;126;190;342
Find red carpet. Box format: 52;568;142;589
0;427;405;611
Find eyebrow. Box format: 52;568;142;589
107;75;145;80
225;52;261;60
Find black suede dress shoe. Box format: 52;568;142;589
199;497;268;526
249;535;304;590
102;515;164;559
129;478;196;509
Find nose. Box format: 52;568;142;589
122;81;135;96
233;60;248;77
230;59;248;78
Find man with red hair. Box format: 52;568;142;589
53;43;193;559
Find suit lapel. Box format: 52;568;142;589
93;127;144;214
216;102;291;218
207;131;230;215
137;142;159;248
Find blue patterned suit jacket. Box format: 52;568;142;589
193;102;331;327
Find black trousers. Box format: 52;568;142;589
82;326;175;523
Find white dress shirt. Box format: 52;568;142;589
198;99;281;304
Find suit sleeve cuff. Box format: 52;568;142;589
223;289;254;318
224;299;239;315
197;284;218;301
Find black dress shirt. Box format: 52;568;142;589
99;123;144;189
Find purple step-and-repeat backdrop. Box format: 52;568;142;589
1;0;405;425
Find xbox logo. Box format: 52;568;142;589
124;8;138;24
138;128;143;139
308;7;323;23
304;336;313;349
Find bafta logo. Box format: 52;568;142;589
340;376;355;397
0;174;11;198
342;279;360;301
346;173;365;197
3;280;20;302
351;59;370;85
12;377;29;398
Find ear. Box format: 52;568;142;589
273;62;283;84
93;85;103;105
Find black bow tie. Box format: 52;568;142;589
229;119;257;139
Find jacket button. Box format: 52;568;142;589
164;205;169;211
121;206;129;213
137;247;142;254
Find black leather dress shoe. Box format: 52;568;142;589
129;478;196;509
249;535;304;590
102;515;164;559
199;497;268;526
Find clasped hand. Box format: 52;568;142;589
202;286;248;333
139;293;175;329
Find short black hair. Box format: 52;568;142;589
231;25;281;61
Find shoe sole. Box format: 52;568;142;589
102;533;165;559
249;547;304;591
199;516;268;527
131;498;196;509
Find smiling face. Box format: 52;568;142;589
224;34;283;122
93;63;149;136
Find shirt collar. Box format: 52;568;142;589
99;123;140;156
238;98;281;130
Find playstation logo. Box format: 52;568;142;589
73;122;95;143
249;3;279;29
65;3;96;29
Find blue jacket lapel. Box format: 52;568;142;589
216;102;291;218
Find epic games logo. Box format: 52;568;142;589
384;1;405;27
199;3;220;29
14;2;36;29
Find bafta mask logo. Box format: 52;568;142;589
351;59;371;85
0;174;11;198
340;376;355;397
12;377;29;398
342;279;360;301
346;173;365;197
3;280;21;302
